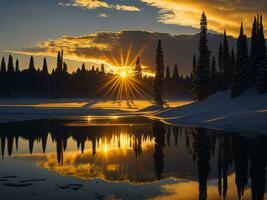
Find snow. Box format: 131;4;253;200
1;91;266;135
150;88;267;134
0;98;191;123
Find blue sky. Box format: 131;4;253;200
0;0;266;72
0;0;197;52
0;0;199;71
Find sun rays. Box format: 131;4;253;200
97;43;153;101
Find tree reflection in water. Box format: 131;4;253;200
0;117;266;200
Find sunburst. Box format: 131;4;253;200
97;43;153;101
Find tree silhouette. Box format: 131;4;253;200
134;57;142;78
153;40;165;106
209;57;217;94
231;23;249;97
222;31;232;90
192;12;210;100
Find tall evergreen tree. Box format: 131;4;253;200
14;59;20;95
191;54;198;99
256;15;267;93
256;60;267;93
56;51;62;72
210;57;217;94
257;15;266;62
63;62;68;74
41;57;49;97
134;57;142;78
7;55;15;96
29;56;35;71
0;57;7;96
172;64;179;81
1;57;6;73
192;12;210;100
231;23;249;97
7;55;14;73
249;16;260;82
165;66;171;80
153;40;165;106
222;31;231;90
42;57;48;73
15;59;19;72
231;48;236;72
218;43;224;90
101;63;105;73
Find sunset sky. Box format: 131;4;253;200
1;0;266;73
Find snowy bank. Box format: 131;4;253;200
152;88;267;134
0;99;191;123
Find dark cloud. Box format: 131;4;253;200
12;30;236;74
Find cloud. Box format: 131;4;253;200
98;13;108;18
138;0;267;36
113;4;141;12
60;0;141;12
10;30;236;74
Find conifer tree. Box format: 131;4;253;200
7;55;15;96
191;54;198;99
257;15;266;62
249;16;259;81
210;57;217;94
101;64;105;73
29;56;35;71
231;48;235;72
153;40;165;106
231;23;249;97
256;15;267;93
1;57;6;73
63;62;68;74
82;63;86;72
42;57;48;74
14;59;20;95
134;57;142;78
165;66;171;80
40;58;49;98
0;57;7;96
222;31;231;90
256;60;267;93
15;59;19;72
7;55;14;73
218;43;223;90
172;64;179;81
56;51;62;72
192;12;210;100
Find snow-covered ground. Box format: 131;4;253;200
1;90;266;135
0;98;191;123
150;88;267;134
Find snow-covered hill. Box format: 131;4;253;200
153;88;267;134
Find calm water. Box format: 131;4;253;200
0;116;266;200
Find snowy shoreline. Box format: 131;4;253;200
0;91;266;135
0;99;190;123
150;88;267;135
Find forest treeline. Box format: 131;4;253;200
0;51;192;98
191;13;267;101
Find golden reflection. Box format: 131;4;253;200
151;173;256;200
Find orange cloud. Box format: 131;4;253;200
60;0;141;12
139;0;267;36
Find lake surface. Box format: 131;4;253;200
0;116;266;200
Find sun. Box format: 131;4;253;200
120;71;128;79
